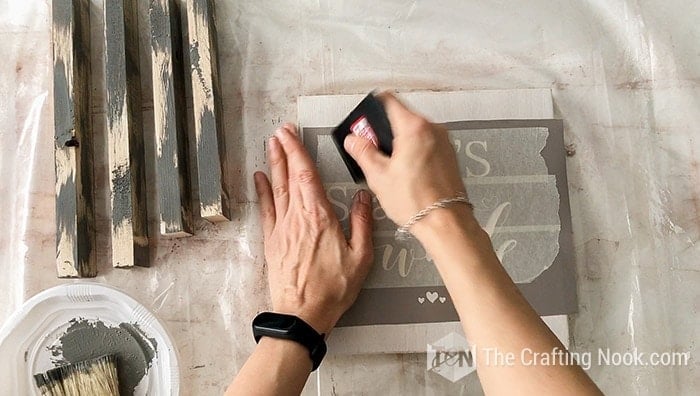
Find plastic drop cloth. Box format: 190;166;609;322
0;0;698;394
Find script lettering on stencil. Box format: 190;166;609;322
481;201;518;263
374;199;517;278
327;185;391;229
327;185;350;222
306;126;560;286
328;185;518;279
377;243;431;278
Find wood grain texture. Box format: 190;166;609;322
149;0;193;237
53;0;96;278
187;0;230;222
104;0;150;267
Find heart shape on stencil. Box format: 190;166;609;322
439;297;447;303
426;291;439;303
417;297;425;304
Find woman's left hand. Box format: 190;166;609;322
253;124;374;335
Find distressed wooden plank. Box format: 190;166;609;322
149;0;193;236
104;0;150;267
53;0;96;278
186;0;230;222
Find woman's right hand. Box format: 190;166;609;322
345;93;603;396
343;92;469;228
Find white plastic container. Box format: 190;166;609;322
0;282;179;395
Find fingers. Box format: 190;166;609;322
375;91;421;134
274;124;327;207
253;171;275;239
343;134;389;176
268;135;289;218
349;189;374;261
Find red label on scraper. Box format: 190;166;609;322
350;116;379;147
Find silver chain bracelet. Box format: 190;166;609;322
395;194;473;240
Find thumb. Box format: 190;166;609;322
344;134;388;176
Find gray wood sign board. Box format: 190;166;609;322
302;119;575;326
104;0;150;267
149;0;194;237
53;0;96;278
186;0;230;222
298;90;571;354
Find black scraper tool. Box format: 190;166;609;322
331;93;394;183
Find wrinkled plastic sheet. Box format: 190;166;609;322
1;0;698;394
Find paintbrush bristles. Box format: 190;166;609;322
34;355;120;396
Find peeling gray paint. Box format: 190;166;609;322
150;0;194;235
197;107;222;208
55;169;77;256
105;0;149;267
53;0;95;277
104;0;126;126
187;0;230;221
111;165;133;229
53;60;74;144
189;41;211;98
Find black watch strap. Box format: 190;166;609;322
252;312;327;371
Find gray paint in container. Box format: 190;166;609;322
49;318;157;396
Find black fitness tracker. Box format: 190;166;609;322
252;312;327;371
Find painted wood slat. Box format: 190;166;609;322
104;0;150;267
187;0;230;222
149;0;194;236
53;0;96;278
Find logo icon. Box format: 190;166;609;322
427;332;476;382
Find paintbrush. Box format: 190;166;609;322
34;355;120;396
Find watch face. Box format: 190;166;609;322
252;312;327;371
254;312;296;335
266;313;296;329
